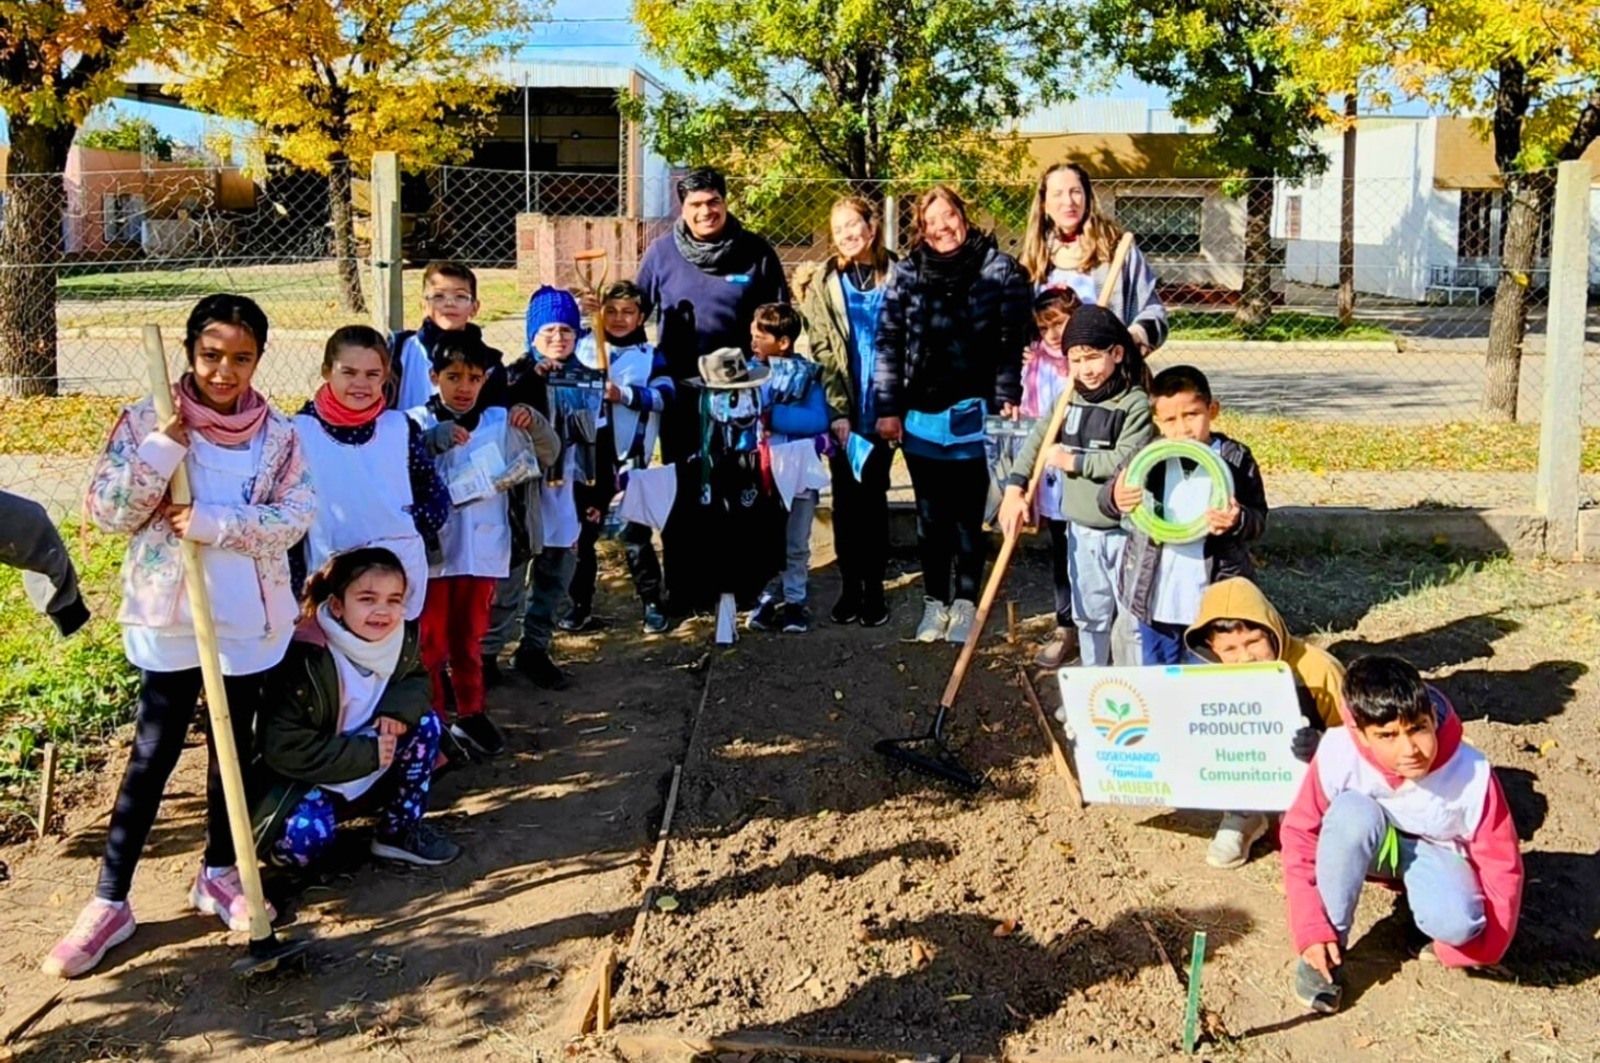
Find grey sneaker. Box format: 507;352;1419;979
1034;626;1081;670
915;597;951;643
371;822;462;867
1206;812;1270;869
944;599;978;644
1294;958;1343;1013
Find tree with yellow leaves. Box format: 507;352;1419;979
1281;0;1600;421
177;0;537;313
0;1;181;395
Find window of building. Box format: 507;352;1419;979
1285;195;1303;240
1113;195;1202;256
1459;190;1494;259
102;193;147;245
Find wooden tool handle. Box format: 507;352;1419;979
141;324;275;943
938;389;1074;708
1100;231;1136;323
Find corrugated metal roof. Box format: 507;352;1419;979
1015;98;1214;135
122;57;664;94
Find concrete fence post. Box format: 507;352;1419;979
883;193;899;254
370;152;405;335
1534;159;1592;559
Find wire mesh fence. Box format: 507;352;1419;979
1;155;1596;823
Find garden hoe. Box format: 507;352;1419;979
143;325;309;977
875;232;1136;792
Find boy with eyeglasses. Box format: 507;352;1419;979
389;261;509;412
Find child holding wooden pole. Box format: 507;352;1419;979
46;295;315;979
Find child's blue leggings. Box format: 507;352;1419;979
271;711;443;867
1316;790;1487;949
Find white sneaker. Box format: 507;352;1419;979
915;597;951;643
945;599;978;644
1206;812;1270;869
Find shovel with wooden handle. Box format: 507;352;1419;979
142;325;308;976
573;247;611;375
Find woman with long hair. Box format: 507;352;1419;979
1020;162;1168;353
802;194;898;628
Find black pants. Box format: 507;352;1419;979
903;449;989;605
828;439;893;605
568;519;664;611
97;667;263;902
1047;519;1074;629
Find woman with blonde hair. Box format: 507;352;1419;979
802;193;898;627
1020;162;1167;353
874;185;1031;644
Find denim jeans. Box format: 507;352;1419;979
1317;790;1487;949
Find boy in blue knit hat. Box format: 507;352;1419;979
482;286;602;690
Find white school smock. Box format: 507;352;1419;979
1149;455;1213;626
395;333;436;412
293;410;429;620
577;336;661;465
123;433;295;676
540;446;582;550
1315;728;1492;852
412;406;514;578
318;651;390;801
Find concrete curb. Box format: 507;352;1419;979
1161;338;1400;354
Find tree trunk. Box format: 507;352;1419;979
327;161;368;315
1235;179;1276;331
1481;170;1551;421
1337;94;1357;326
0;122;74;397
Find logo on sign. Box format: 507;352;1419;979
1088;680;1150;746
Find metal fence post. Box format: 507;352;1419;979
1534;159;1592;559
371;151;404;334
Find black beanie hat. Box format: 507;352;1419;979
1062;304;1138;356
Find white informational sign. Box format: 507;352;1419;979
1057;663;1308;811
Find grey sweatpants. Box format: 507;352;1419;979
1066;522;1141;667
481;548;579;656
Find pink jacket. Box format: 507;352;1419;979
1279;686;1523;968
85;397;316;633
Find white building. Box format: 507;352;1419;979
1276;115;1599;303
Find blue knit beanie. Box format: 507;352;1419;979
525;285;581;349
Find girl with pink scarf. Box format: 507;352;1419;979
46;295;315;980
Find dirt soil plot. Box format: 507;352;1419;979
618;552;1600;1062
2;544;1598;1062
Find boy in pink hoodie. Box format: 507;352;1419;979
1280;655;1523;1014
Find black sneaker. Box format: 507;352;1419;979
481;654;505;690
371;821;462;866
779;603;812;634
830;594;860;625
746;595;780;632
451;714;506;757
514;646;568;690
858;596;890;628
642;602;672;635
1293;958;1344;1014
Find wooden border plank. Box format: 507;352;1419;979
1018;666;1083;807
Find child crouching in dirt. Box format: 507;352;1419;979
251;548;461;869
1182;578;1344;869
1279;655;1523;1014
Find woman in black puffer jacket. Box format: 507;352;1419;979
873;185;1032;645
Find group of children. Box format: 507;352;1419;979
999;291;1522;1014
38;250;1524;1018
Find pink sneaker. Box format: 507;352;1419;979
188;866;276;932
41;900;136;978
